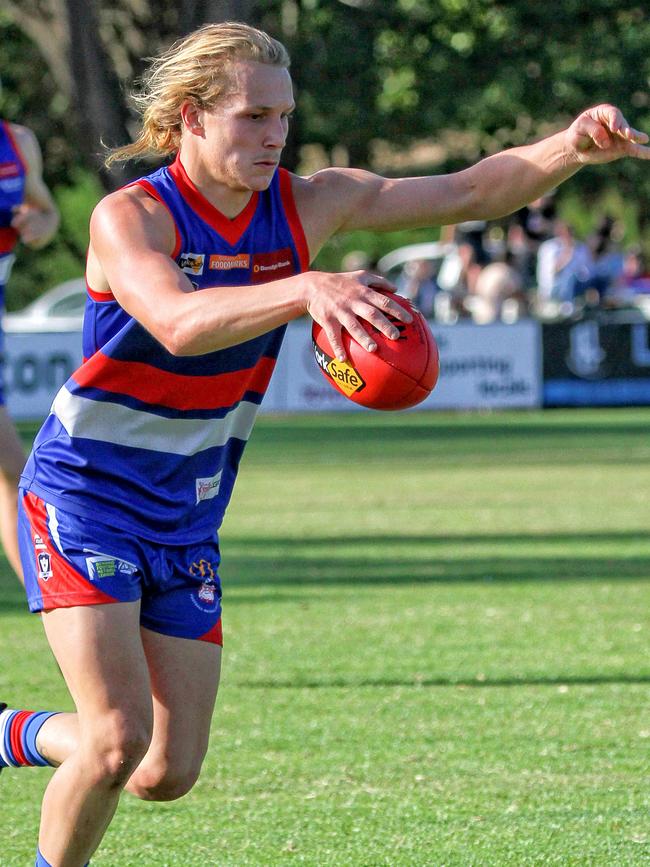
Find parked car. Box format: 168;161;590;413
3;277;86;332
377;241;457;285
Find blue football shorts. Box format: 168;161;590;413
18;490;223;645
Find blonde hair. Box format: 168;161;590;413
106;22;290;166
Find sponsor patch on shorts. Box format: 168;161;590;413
84;553;138;581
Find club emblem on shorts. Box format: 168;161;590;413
190;560;220;611
37;551;53;581
190;559;215;580
198;581;216;604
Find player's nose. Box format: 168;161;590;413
263;117;287;148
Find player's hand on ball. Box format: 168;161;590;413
566;104;650;165
306;269;411;361
305;269;413;362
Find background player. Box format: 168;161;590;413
0;22;648;867
0;119;59;582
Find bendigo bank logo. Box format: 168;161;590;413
312;340;366;398
251;248;294;283
178;253;205;275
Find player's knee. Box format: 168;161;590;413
86;712;152;787
129;758;202;801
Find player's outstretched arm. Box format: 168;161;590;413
9;124;60;248
312;104;648;234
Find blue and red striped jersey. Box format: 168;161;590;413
0;121;26;290
21;158;310;543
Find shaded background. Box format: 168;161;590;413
1;0;649;304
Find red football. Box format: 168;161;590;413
311;294;439;410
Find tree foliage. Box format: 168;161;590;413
1;0;649;303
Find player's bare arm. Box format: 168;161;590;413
89;186;411;359
9;123;59;248
294;104;649;235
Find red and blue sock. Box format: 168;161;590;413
0;707;58;767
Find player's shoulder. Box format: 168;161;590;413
90;184;176;251
93;183;168;225
289;166;381;200
287;167;384;231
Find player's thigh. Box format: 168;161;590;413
42;602;154;744
0;406;25;478
140;627;221;764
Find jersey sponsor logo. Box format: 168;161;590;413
37;551;53;581
178;253;205;275
84;554;138;581
312;340;366;397
196;471;222;504
251;247;294;283
209;253;250;271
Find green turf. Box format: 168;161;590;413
2;408;650;865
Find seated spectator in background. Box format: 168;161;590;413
577;215;624;302
536;219;591;305
512;193;557;288
437;222;488;319
609;245;650;300
467;251;525;324
395;257;438;318
340;249;381;275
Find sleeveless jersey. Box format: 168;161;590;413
21;157;310;543
0;121;26;293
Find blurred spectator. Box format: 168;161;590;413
576;216;624;303
340;249;376;273
536;219;591;305
467;251;525;324
437;222;488;319
609;245;650;300
511;194;557;288
395;257;438;317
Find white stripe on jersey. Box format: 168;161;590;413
52;387;259;457
0;708;19;766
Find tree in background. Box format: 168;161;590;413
1;0;649;302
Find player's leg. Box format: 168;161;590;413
125;541;223;801
0;405;26;581
37;602;153;866
126;627;221;801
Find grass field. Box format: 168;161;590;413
1;408;650;865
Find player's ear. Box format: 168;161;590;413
181;100;205;137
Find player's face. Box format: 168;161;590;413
200;60;294;192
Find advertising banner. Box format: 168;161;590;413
263;319;542;413
3;331;83;420
543;316;650;406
